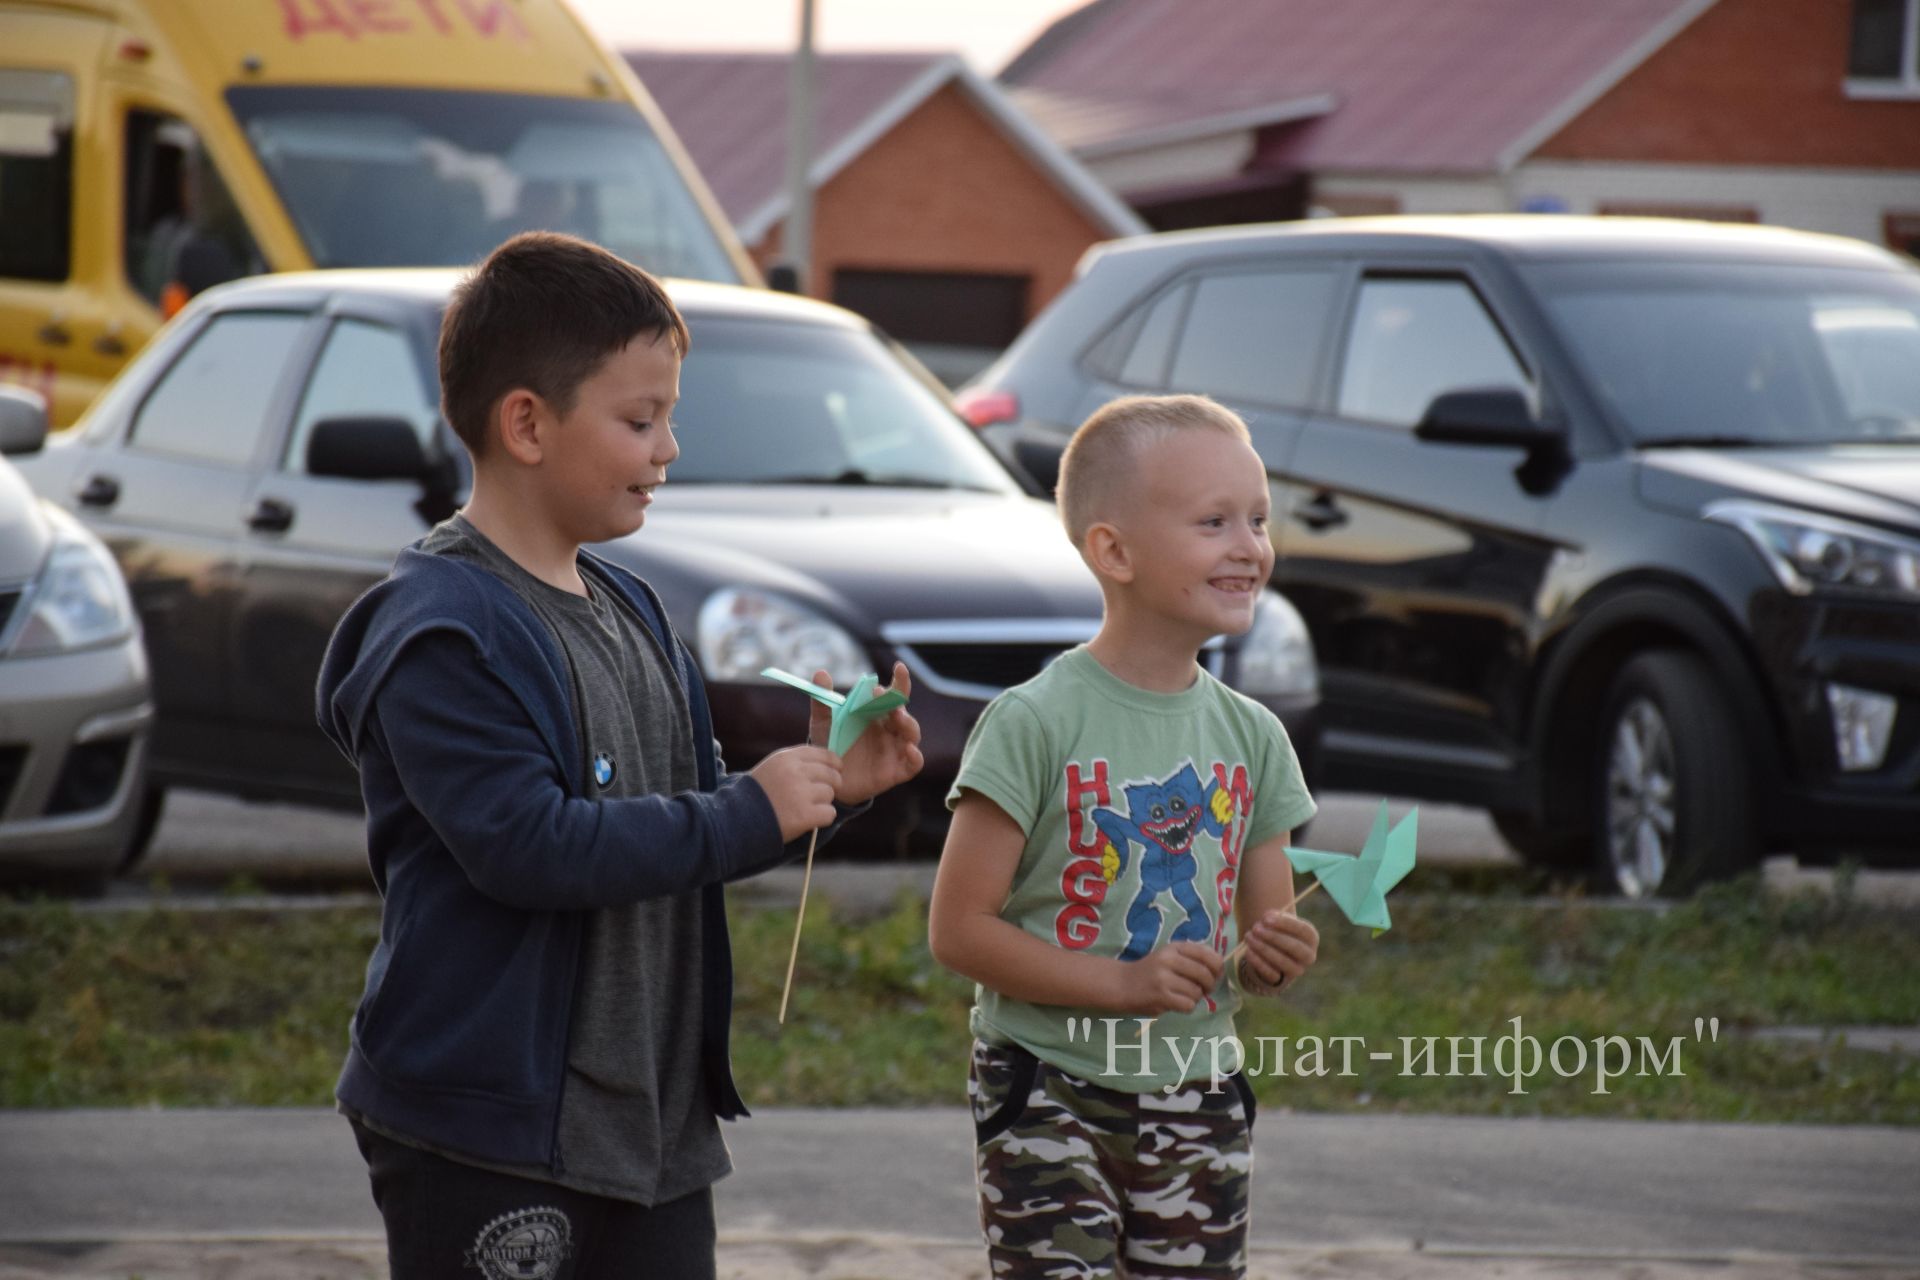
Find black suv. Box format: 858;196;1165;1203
962;216;1920;897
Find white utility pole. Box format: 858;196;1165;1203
779;0;817;294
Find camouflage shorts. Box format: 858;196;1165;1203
968;1040;1256;1280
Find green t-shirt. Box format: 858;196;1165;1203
945;646;1316;1091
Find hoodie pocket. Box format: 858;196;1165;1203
355;894;560;1102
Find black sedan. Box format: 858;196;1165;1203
18;271;1321;858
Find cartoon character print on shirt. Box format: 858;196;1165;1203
1090;762;1236;961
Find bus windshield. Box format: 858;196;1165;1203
225;86;740;282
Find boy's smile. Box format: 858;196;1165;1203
547;332;682;544
1120;430;1275;642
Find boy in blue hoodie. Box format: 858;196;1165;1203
316;232;922;1279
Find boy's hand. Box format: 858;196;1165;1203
809;663;924;805
1111;942;1225;1016
1237;908;1319;996
749;745;843;842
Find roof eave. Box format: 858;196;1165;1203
1073;93;1338;160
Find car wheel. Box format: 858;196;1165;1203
117;786;166;874
1591;651;1757;899
1490;809;1584;869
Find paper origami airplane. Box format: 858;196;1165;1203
761;665;911;1026
759;667;908;757
1285;801;1419;932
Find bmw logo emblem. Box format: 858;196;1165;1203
592;752;616;788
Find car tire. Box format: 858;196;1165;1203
117;786;166;874
1591;651;1757;899
1490;809;1584;869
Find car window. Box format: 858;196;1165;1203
0;69;74;282
668;316;1019;493
1532;262;1920;445
1084;302;1147;380
1168;269;1340;408
130;311;306;466
1118;283;1190;387
124;110;263;309
1816;303;1920;429
286;319;437;473
1336;278;1529;428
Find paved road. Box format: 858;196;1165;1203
0;1108;1914;1268
132;791;1514;888
129;788;1920;908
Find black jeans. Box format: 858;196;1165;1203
351;1119;717;1280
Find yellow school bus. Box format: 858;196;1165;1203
0;0;755;426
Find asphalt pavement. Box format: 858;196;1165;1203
0;1107;1915;1278
125;789;1920;908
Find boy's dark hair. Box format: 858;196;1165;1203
439;232;690;455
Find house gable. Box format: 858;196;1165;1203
1534;0;1920;168
758;81;1114;322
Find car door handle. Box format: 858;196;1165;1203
76;474;120;508
37;319;71;346
1292;491;1349;532
248;497;295;533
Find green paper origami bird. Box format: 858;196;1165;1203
1285;801;1418;932
759;667;909;756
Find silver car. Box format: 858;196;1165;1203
0;387;153;887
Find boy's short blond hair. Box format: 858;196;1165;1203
1056;394;1253;546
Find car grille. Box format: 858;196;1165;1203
880;620;1225;701
881;620;1098;700
905;641;1078;693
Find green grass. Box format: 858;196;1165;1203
2;875;1916;1121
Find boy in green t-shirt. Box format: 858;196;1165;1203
929;393;1320;1279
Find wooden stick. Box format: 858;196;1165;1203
779;716;824;1027
1141;880;1322;1039
1224;879;1321;969
778;826;819;1025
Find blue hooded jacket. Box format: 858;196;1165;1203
317;544;837;1168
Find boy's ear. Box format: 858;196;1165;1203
1083;521;1134;584
493;388;547;466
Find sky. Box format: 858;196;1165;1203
569;0;1089;74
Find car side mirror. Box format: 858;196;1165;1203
0;385;50;457
308;416;435;482
308;416;462;523
1414;387;1561;450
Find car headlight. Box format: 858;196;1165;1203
696;587;868;685
1705;500;1920;599
7;531;136;657
1235;590;1318;697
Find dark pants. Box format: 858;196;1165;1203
351;1119;717;1280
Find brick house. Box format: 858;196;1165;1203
1001;0;1920;256
627;51;1145;381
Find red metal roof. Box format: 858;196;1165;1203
1001;0;1713;174
626;50;944;226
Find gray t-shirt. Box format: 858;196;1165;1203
360;514;732;1204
